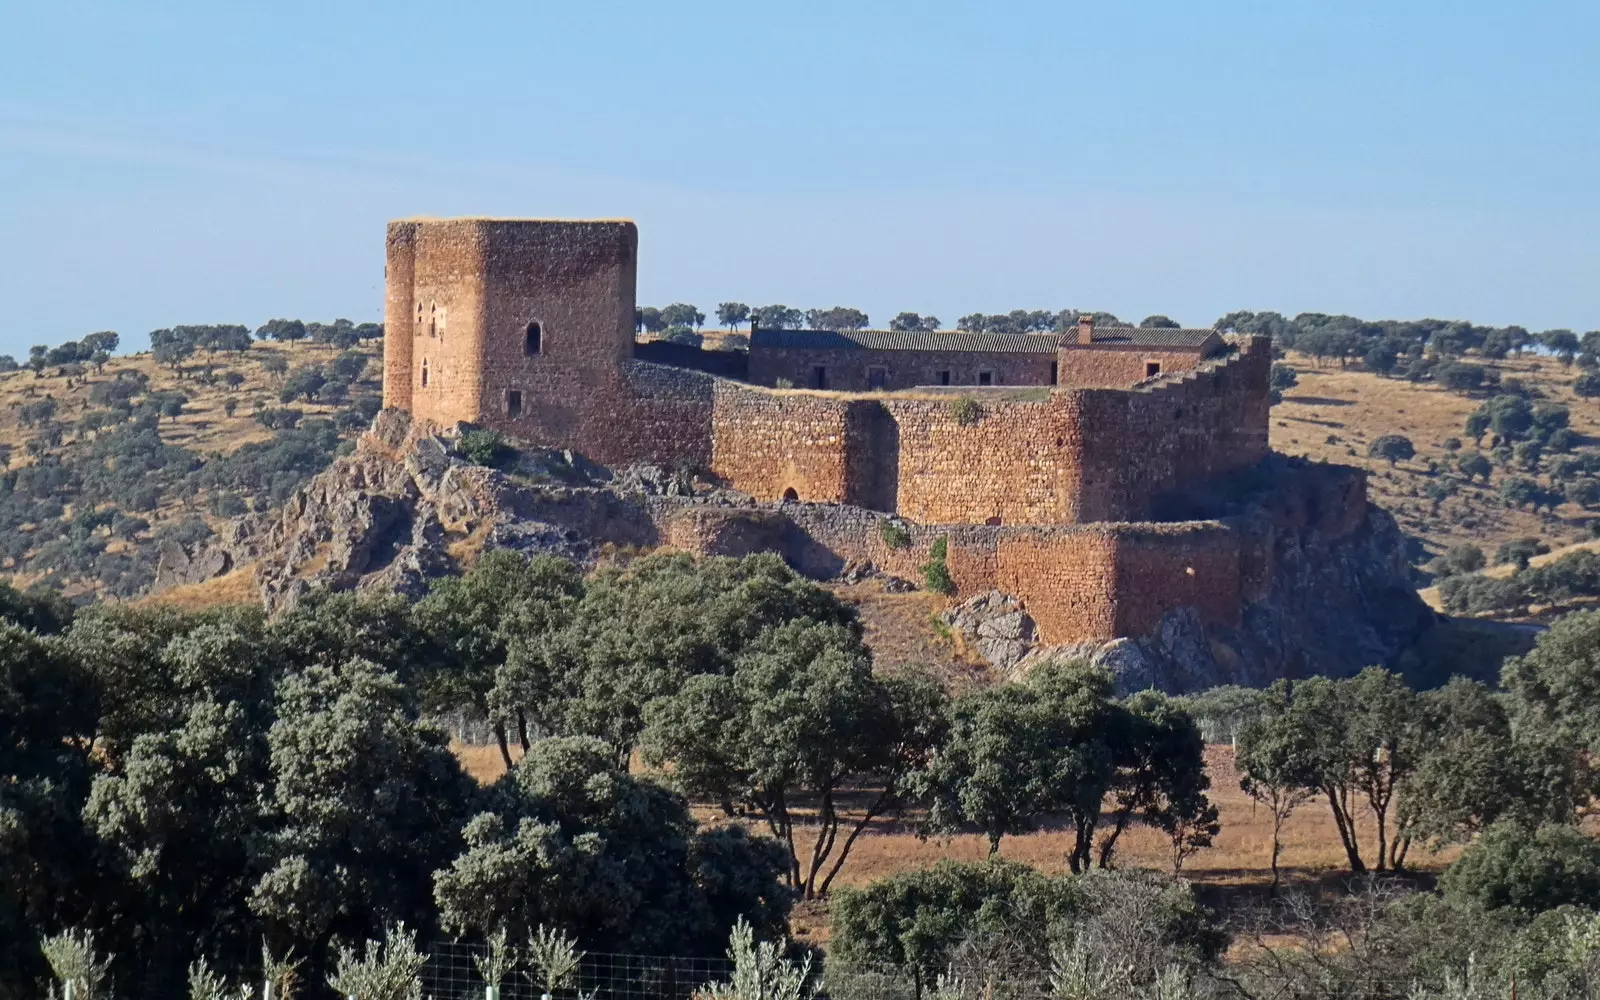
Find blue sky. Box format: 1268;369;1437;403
1;0;1595;355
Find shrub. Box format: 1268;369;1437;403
1495;537;1547;569
456;428;512;468
1567;477;1600;509
921;536;955;594
1367;434;1415;466
255;407;302;430
949;397;981;426
1436;361;1490;393
1441;822;1600;914
831;863;1226;984
879;519;912;550
1268;363;1298;403
1437;543;1486;577
830;859;1080;973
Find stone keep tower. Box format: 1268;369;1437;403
383;219;638;447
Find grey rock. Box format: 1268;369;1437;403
941;591;1041;673
152;539;233;591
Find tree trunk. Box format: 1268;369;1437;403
1096;805;1135;869
1322;784;1366;874
493;722;513;772
515;709;531;753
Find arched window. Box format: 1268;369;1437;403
429;302;437;338
782;487;799;502
420;358;429;388
525;322;542;356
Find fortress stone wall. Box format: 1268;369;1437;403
381;218;1289;646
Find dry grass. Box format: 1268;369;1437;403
137;565;261;610
0;340;366;460
450;740;1450;905
451;740;524;782
829;580;990;684
1270;351;1600;560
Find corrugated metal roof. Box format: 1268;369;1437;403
750;327;1218;353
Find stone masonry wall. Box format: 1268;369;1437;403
749;345;1056;391
384;219;643;467
708;385;859;503
382;221;1271;528
1054;345;1210;388
877;395;1085;524
687;501;1244;644
1075;338;1273;521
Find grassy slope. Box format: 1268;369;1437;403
0;340;379;599
1270;350;1600;562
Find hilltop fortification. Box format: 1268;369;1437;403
374;217;1422;664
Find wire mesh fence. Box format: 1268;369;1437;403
65;936;1583;1000
419;943;738;1000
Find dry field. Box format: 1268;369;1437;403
454;738;1450;942
1270;351;1600;559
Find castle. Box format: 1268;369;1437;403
382;218;1288;649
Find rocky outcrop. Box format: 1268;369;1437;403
153;538;233;590
252;411;660;610
940;591;1039;673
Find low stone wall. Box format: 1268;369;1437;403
646;498;1244;645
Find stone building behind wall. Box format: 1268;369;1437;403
382;217;1285;647
746;322;1223;392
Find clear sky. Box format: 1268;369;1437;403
1;0;1595;355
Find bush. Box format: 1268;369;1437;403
1441;822;1600;914
949;397;981;426
456;428;512;468
254;408;302;431
1562;477;1600;510
1437;543;1486;577
1436;361;1491;393
831;863;1226;984
1368;434;1415;466
1495;537;1548;569
920;536;954;595
879;519;912;551
830;860;1079;973
1268;363;1298;403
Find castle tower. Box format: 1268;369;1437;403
381;218;638;446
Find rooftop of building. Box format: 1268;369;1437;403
749;326;1220;353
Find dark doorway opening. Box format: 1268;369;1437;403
525;322;543;355
506;389;523;417
812;366;828;390
978;370;993;386
867;366;887;390
782;487;799;501
1145;361;1162;378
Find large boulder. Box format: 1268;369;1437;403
940;591;1040;674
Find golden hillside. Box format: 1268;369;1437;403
0;336;382;600
1270;350;1599;563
